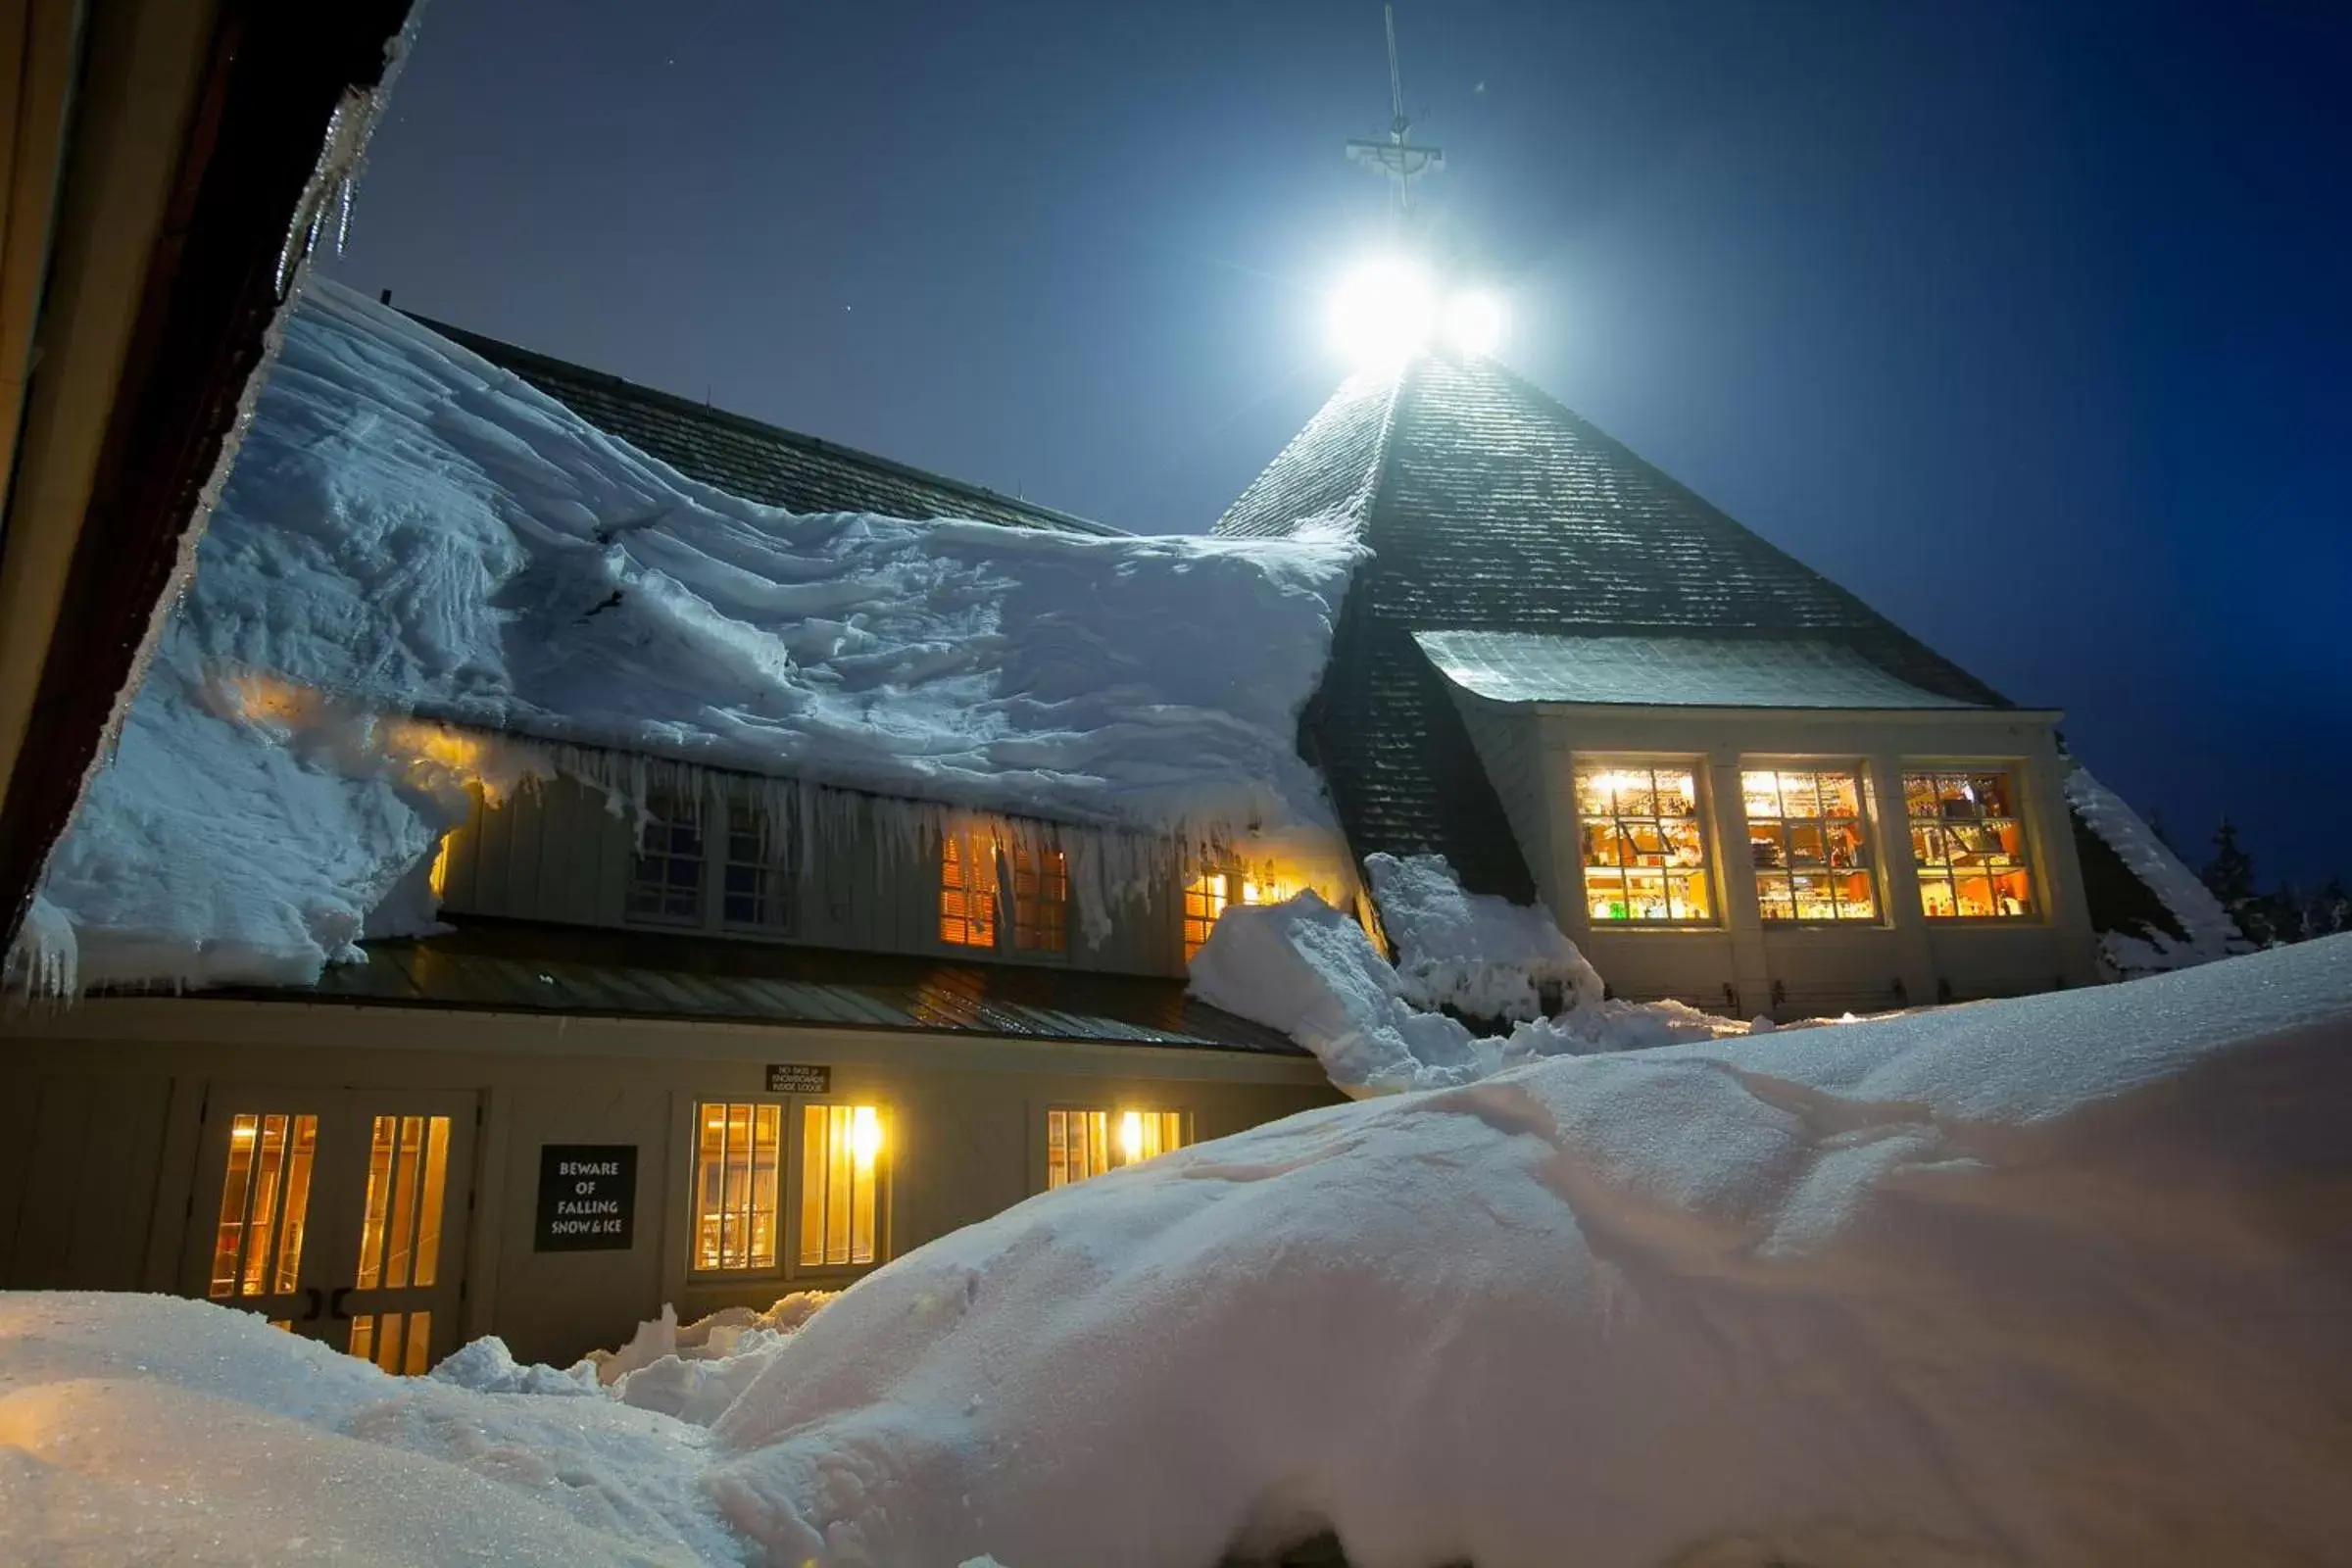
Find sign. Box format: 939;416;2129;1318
534;1145;636;1252
765;1062;832;1094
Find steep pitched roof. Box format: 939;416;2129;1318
1214;352;2009;900
413;317;1122;536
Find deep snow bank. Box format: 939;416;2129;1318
13;280;1359;991
705;935;2352;1566
1189;884;1736;1094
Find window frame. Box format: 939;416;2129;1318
1737;761;1886;927
717;797;800;935
938;832;1073;960
1569;757;1722;929
1900;763;2043;923
682;1095;892;1283
1040;1103;1191;1193
623;787;709;929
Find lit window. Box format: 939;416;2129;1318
1574;762;1714;922
721;802;796;930
1048;1108;1188;1189
1182;872;1230;959
939;836;998;948
800;1104;884;1267
626;789;704;924
1741;768;1879;922
1010;846;1067;953
1182;869;1286;960
1905;770;2037;919
691;1102;782;1272
208;1112;318;1299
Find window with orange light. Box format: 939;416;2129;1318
1046;1107;1187;1189
1741;767;1879;922
690;1101;781;1272
1574;762;1715;923
1904;770;2037;919
938;836;998;948
800;1104;884;1267
1182;868;1288;959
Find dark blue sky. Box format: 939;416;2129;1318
328;0;2350;884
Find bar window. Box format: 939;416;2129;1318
1904;770;2038;919
800;1104;884;1268
1574;762;1714;923
1048;1108;1188;1189
1182;868;1291;960
1010;846;1068;953
721;802;796;931
207;1112;318;1299
692;1102;782;1272
626;788;705;925
939;836;998;948
1741;768;1879;922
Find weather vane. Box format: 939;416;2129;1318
1345;2;1444;217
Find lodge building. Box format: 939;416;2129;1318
0;296;2193;1368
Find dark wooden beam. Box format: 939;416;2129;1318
0;0;416;955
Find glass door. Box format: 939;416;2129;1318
185;1088;477;1373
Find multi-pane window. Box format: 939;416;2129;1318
348;1113;454;1377
691;1102;782;1272
800;1104;883;1267
1905;770;2037;919
721;803;796;930
1742;768;1879;922
1574;762;1714;922
939;837;999;948
1182;871;1230;959
208;1113;318;1300
1047;1108;1187;1189
626;790;705;924
1010;846;1068;953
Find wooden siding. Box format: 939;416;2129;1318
438;776;1191;979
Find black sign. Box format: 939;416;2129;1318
765;1062;832;1094
534;1145;636;1251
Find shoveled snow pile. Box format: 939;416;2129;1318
1363;851;1602;1021
10;279;1358;992
1190;884;1736;1094
5;939;2351;1565
2065;762;2245;977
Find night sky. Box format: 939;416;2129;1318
326;0;2351;885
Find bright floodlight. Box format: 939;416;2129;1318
1445;289;1506;356
1327;256;1438;365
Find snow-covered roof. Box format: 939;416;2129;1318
1415;629;1987;710
13;281;1364;993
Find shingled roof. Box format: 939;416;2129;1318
414;316;1121;536
1213;352;2009;901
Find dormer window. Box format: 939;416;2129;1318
625;789;704;925
721;803;797;932
940;834;1069;955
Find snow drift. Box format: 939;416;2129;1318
12;280;1360;991
1189;874;1737;1095
4;939;2350;1565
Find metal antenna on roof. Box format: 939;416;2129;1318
1345;2;1443;219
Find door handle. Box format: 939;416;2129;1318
328;1286;355;1321
298;1287;324;1323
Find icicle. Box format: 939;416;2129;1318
3;896;80;1004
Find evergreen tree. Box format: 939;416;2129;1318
2201;817;2255;904
2308;876;2352;938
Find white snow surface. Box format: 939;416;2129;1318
10;938;2348;1566
1189;888;1738;1095
1363;851;1603;1020
13;279;1360;991
2064;762;2244;976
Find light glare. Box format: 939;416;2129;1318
1445;290;1506;356
1327;257;1438;366
851;1105;883;1165
1119;1110;1145;1163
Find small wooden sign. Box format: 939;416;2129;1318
765;1062;832;1094
534;1145;637;1252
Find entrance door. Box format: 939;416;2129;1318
185;1088;477;1374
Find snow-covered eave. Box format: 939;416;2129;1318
1490;699;2066;723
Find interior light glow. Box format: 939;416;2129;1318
1118;1110;1145;1164
1327;256;1438;366
850;1105;883;1166
1444;290;1506;356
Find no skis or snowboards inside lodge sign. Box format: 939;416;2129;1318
535;1145;637;1251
